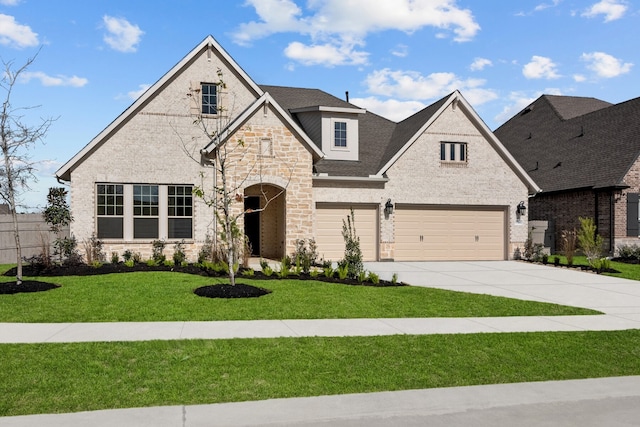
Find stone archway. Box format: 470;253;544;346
244;184;286;259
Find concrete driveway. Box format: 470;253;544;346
365;260;640;317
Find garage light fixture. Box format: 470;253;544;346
385;199;394;216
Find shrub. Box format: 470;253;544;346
110;251;119;264
132;252;142;264
56;235;83;266
91;260;103;269
241;268;255;277
561;228;578;266
542;253;549;264
367;271;380;285
291;239;318;273
262;265;274;277
577;217;604;268
391;273;398;285
616;244;640;261
172;240;186;266
337;263;349;280
123;250;133;262
151;239;166;264
124;259;135;268
553;256;560;266
278;257;291;279
146;259;157;267
309;269;320;278
83;233;105;265
323;265;334;278
340;209;363;278
357;270;367;283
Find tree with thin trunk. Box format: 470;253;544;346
181;69;295;286
0;53;55;284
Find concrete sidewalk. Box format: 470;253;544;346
2;261;640;425
3;376;640;426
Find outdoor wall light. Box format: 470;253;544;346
384;199;394;216
516;201;527;219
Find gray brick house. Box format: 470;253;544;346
494;94;640;254
56;35;538;262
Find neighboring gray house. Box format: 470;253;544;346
494;94;640;254
56;35;538;262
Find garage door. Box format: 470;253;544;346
315;205;378;262
395;207;505;261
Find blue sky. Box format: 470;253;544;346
0;0;637;211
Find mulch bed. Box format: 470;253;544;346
2;263;402;299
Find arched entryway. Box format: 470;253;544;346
244;184;286;259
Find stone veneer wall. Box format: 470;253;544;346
313;101;531;260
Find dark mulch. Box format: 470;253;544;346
0;280;61;295
194;283;271;299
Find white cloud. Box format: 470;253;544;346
284;41;368;66
391;44;409;58
362;68;497;105
470;57;492;71
534;0;562;12
522;56;561;79
582;0;628;22
102;16;144;53
127;84;151;100
573;74;587;82
0;14;38;48
350;96;426;122
0;0;21;5
581;51;632;77
233;0;480;66
19;71;88;87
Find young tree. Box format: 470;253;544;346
0;54;55;284
184;69;295;286
42;187;73;263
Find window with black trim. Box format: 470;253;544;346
96;184;124;239
334;121;347;147
133;185;159;239
201;83;217;115
440;142;467;162
168;185;193;239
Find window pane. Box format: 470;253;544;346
450;144;455;161
169;218;192;239
460;144;466;161
440;143;446;161
98;217;123;239
134;218;158;239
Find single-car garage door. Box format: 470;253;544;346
315;204;378;262
395;206;506;261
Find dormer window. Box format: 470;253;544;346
201;83;217;115
334;121;347;147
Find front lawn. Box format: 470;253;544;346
1;330;639;416
0;268;599;322
545;255;640;281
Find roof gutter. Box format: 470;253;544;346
313;174;389;183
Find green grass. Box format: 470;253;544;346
0;268;599;322
1;330;639;416
548;255;640;281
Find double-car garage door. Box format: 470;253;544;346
315;204;506;262
395;206;506;261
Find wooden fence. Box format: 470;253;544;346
0;214;69;264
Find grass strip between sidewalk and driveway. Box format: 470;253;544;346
1;330;640;416
0;269;600;322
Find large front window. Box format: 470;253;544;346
96;183;193;240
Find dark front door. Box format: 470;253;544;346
244;196;260;256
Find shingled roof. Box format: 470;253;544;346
261;84;452;177
494;95;640;193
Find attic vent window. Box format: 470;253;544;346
334;121;347;147
201;83;218;115
440;142;467;164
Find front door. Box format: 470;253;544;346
244;196;260;256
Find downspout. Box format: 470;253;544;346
594;190;599;238
610;190;615;255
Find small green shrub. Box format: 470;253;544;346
309;269;319;278
553;256;560;266
278;257;291;279
132;252;142;264
151;239;166;264
323;265;334;278
542;254;549;264
341;209;363;278
577;217;604;269
122;250;133;262
124;259;135;268
262;265;274;277
110;251;119;264
391;273;398;284
163;260;173;267
357;270;367;283
337;263;349;280
172;240;186;266
242;268;255;277
146;259;157;267
367;271;380;285
91;260;103;269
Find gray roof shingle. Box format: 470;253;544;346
494;95;640;193
260;84;450;177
